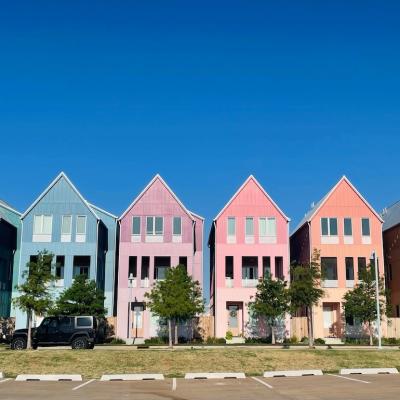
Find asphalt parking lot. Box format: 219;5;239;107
1;374;400;400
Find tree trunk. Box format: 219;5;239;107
27;310;32;350
369;322;373;346
308;306;314;348
271;324;276;345
174;320;178;345
168;319;173;348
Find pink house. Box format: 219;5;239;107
290;176;384;341
209;176;290;339
116;175;203;343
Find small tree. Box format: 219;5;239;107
249;275;289;344
50;274;107;317
145;265;204;347
343;265;387;346
13;251;56;349
289;249;324;347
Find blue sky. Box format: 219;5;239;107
1;2;400;299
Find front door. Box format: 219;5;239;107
227;304;240;336
131;306;144;338
323;305;333;337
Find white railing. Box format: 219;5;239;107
225;278;234;288
242;278;258;288
346;280;354;288
322;279;338;288
140;278;149;288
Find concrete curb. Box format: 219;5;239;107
184;372;246;379
340;368;399;375
264;370;323;378
15;375;82;381
100;374;164;381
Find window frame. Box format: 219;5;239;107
343;217;352;236
172;216;182;236
361;217;371;236
227;217;236;237
320;217;338;236
76;215;87;235
61;215;72;235
245;217;254;237
132;216;141;236
146;216;164;236
33;214;53;235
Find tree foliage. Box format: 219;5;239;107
13;250;56;349
145;265;204;347
289;249;324;347
50;274;107;317
342;265;387;345
249;275;289;344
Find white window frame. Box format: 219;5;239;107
361;217;371;244
320;217;339;244
259;217;277;244
146;216;164;243
76;215;87;243
32;214;53;242
61;215;72;243
131;216;141;243
172;216;182;243
245;217;254;244
343;217;353;244
227;217;236;244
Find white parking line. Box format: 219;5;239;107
172;377;177;391
72;379;96;391
251;377;273;389
328;374;370;384
0;378;11;384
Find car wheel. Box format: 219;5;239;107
71;337;88;350
88;343;95;349
32;343;38;350
11;337;27;350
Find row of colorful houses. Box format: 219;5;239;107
1;172;400;343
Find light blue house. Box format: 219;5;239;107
0;200;21;318
15;172;117;329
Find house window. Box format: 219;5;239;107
262;256;271;278
242;256;258;280
154;257;170;280
76;216;87;242
275;256;284;280
141;256;150;279
73;256;90;278
55;256;65;280
61;216;72;242
361;218;370;236
245;217;254;236
321;217;338;236
345;257;354;280
344;218;352;236
259;217;277;239
225;256;234;279
179;256;187;273
33;215;53;242
146;216;163;235
358;257;367;278
227;217;236;236
132;217;141;235
173;217;182;235
128;256;137;278
321;257;338;280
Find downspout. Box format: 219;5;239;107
95;219;99;285
213;220;217;337
308;220;314;344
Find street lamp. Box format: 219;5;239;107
128;273;135;341
370;251;382;350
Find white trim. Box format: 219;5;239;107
214;175;290;222
172;216;182;236
146;216;164;236
343;217;353;236
88;203;118;219
131;215;141;235
0;200;21;216
292;176;383;237
61;215;72;234
21;172;99;220
119;174;195;221
188;210;205;220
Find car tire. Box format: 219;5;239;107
11;337;27;350
32;343;38;350
71;337;88;350
88;343;95;349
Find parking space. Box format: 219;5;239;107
1;374;400;399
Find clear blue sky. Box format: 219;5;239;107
1;2;400;300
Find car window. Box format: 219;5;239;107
59;317;72;328
41;318;51;327
76;317;92;327
49;319;58;329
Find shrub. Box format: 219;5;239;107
245;337;271;344
314;338;326;345
300;336;309;344
109;337;126;345
290;335;299;344
225;331;233;340
205;337;226;344
144;336;169;345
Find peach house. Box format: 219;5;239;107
116;175;203;343
209;176;290;340
290;176;384;341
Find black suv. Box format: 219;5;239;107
11;316;99;350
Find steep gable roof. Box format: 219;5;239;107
213;175;290;222
382;200;400;231
119;174;197;221
0;199;21;216
21;172;99;220
292;175;383;236
89;203;118;220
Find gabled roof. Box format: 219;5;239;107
213;175;290;222
291;175;383;236
188;210;205;221
119;174;197;221
21;172;99;220
0;199;21;216
382;200;400;231
89;203;118;220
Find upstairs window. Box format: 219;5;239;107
321;217;338;236
344;218;352;236
227;217;236;236
55;256;65;280
259;217;277;237
345;257;354;280
132;216;141;235
61;215;72;242
358;257;367;278
245;217;254;236
361;218;370;236
146;216;163;235
76;216;87;242
73;256;90;278
128;256;137;278
321;257;338;280
173;217;182;235
33;215;53;242
225;256;234;279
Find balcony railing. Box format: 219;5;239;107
242;278;258;288
322;279;338;288
225;278;234;288
140;278;150;288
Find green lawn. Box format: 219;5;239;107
0;347;399;378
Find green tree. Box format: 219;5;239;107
343;264;387;346
249;275;289;344
50;274;106;317
13;251;56;349
289;249;324;347
145;265;204;347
